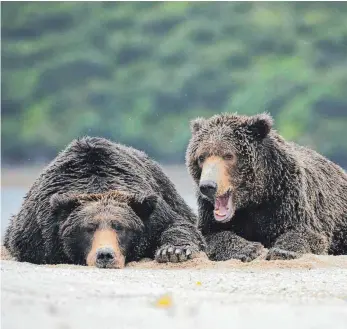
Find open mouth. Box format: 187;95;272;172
214;190;233;223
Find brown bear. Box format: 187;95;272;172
186;113;347;261
4;137;205;268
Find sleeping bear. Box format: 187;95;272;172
4;137;205;268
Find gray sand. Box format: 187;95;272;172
2;249;347;329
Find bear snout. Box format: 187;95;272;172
95;247;116;268
86;229;125;269
92;246;125;269
199;156;231;198
199;180;217;199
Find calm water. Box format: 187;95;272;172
1;187;28;238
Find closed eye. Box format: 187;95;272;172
85;223;97;233
223;154;234;161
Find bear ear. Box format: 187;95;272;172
246;113;273;140
128;193;158;221
190;117;205;134
50;193;81;214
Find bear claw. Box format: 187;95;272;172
155;245;196;263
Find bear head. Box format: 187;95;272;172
50;190;157;269
186;112;274;223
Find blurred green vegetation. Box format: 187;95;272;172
1;2;347;166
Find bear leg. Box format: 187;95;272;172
266;229;328;260
205;231;264;262
329;220;347;255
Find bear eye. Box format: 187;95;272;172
85;224;97;233
112;223;124;232
197;155;206;166
223;154;234;161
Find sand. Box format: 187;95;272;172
3;245;347;271
2;245;347;329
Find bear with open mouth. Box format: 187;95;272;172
186;113;347;262
4;137;205;268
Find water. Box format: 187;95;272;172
1;187;27;238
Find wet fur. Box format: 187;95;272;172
186;113;347;261
4;137;205;264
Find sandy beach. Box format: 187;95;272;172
2;246;347;329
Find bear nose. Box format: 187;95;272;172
199;180;217;199
95;247;115;268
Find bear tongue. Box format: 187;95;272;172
214;195;230;216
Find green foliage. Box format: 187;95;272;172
2;2;347;166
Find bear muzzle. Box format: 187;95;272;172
95;247;117;268
199;180;217;199
86;229;125;269
199;156;235;222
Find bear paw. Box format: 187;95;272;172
266;248;300;260
212;242;264;262
155;245;198;263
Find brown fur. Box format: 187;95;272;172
69;191;135;204
186;112;347;262
4;137;205;266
